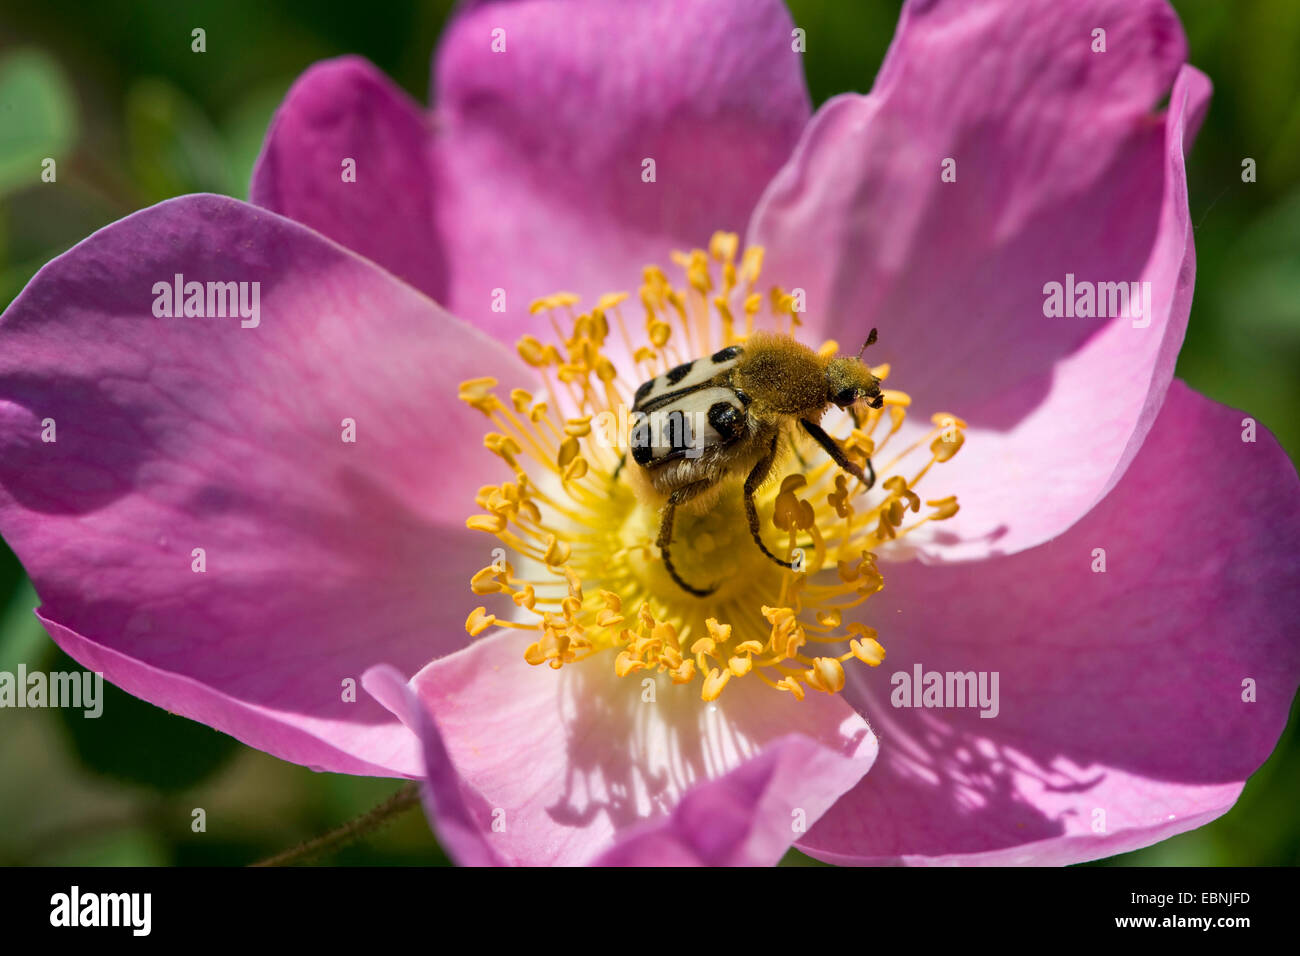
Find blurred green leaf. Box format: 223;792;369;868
1219;188;1300;337
0;578;43;673
125;77;235;200
39;826;170;866
0;48;77;195
786;0;902;104
221;79;293;199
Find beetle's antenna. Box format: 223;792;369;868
856;327;878;360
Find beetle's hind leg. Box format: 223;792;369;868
799;418;875;491
744;435;796;572
656;480;717;597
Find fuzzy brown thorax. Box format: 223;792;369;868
731;333;830;417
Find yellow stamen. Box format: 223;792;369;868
456;233;964;701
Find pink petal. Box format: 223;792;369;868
363;665;505;866
250;57;446;302
800;382;1300;865
432;0;811;338
749;0;1207;560
383;630;876;865
590;732;876;866
0;194;534;776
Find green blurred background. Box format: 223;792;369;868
0;0;1296;866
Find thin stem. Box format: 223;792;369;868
250;783;421;867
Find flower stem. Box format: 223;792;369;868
250;782;421;867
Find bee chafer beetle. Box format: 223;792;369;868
623;329;885;596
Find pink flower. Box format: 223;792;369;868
1;0;1296;866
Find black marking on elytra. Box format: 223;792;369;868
665;361;694;385
638;384;709;414
633;379;654;404
711;345;743;363
708;401;746;441
733;388;752;407
665;410;691;450
631;443;654;465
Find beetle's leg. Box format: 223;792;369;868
656;479;716;597
800;418;875;492
611;450;628;482
744;435;796;571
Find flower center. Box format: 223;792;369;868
459;233;965;701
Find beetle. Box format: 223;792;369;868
624;329;884;596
